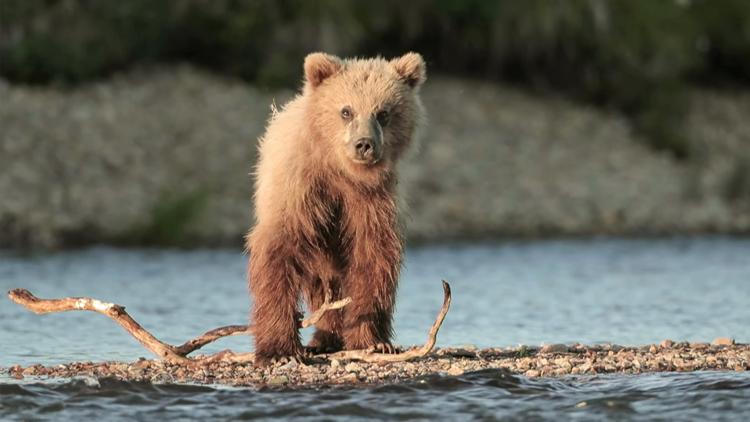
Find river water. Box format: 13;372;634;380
1;237;749;420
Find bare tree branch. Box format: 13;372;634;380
325;280;451;363
7;288;190;363
174;325;252;356
7;281;450;366
172;294;351;356
301;297;352;328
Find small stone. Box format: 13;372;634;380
554;357;572;369
711;337;735;346
150;373;174;384
449;348;477;357
524;369;540;377
132;359;150;369
344;362;361;373
540;344;568;354
447;366;464;376
267;375;289;385
649;345;658;353
279;359;299;370
553;367;570;376
459;344;478;352
579;361;593;373
337;373;359;383
660;339;674;349
330;359;341;369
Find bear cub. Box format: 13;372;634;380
247;52;426;365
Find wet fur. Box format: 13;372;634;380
246;53;425;364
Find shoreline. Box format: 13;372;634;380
6;342;749;387
3;67;750;249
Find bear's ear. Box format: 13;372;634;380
304;52;343;88
391;52;426;88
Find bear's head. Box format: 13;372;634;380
302;52;426;184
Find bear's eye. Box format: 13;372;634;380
376;110;390;126
340;106;353;121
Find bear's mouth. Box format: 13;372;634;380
350;157;381;166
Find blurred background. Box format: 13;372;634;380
2;0;750;249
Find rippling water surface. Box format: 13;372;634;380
1;237;749;420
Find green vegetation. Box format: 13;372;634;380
115;190;209;247
3;0;750;157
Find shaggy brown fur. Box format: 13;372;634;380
246;52;426;365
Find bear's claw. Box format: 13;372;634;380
254;345;307;367
268;354;306;366
367;342;400;354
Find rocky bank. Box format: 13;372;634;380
1;66;750;248
6;341;749;387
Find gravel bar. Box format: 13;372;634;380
6;340;748;387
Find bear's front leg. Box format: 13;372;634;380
248;232;304;366
341;240;401;353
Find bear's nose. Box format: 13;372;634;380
354;137;374;159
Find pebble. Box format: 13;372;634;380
525;370;541;377
459;344;478;352
150;373;175;384
540;344;568;354
267;375;289;385
279;360;299;370
449;348;477;357
447;366;464;376
690;342;709;350
712;337;735;346
660;339;674;348
7;343;748;387
337;373;360;383
344;362;361;373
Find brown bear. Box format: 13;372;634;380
246;52;426;365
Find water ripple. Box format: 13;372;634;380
2;238;750;420
1;371;749;420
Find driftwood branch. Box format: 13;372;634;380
173;325;251;356
171;293;352;356
7;281;450;365
325;280;451;362
7;288;191;363
188;281;452;364
303;300;353;328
